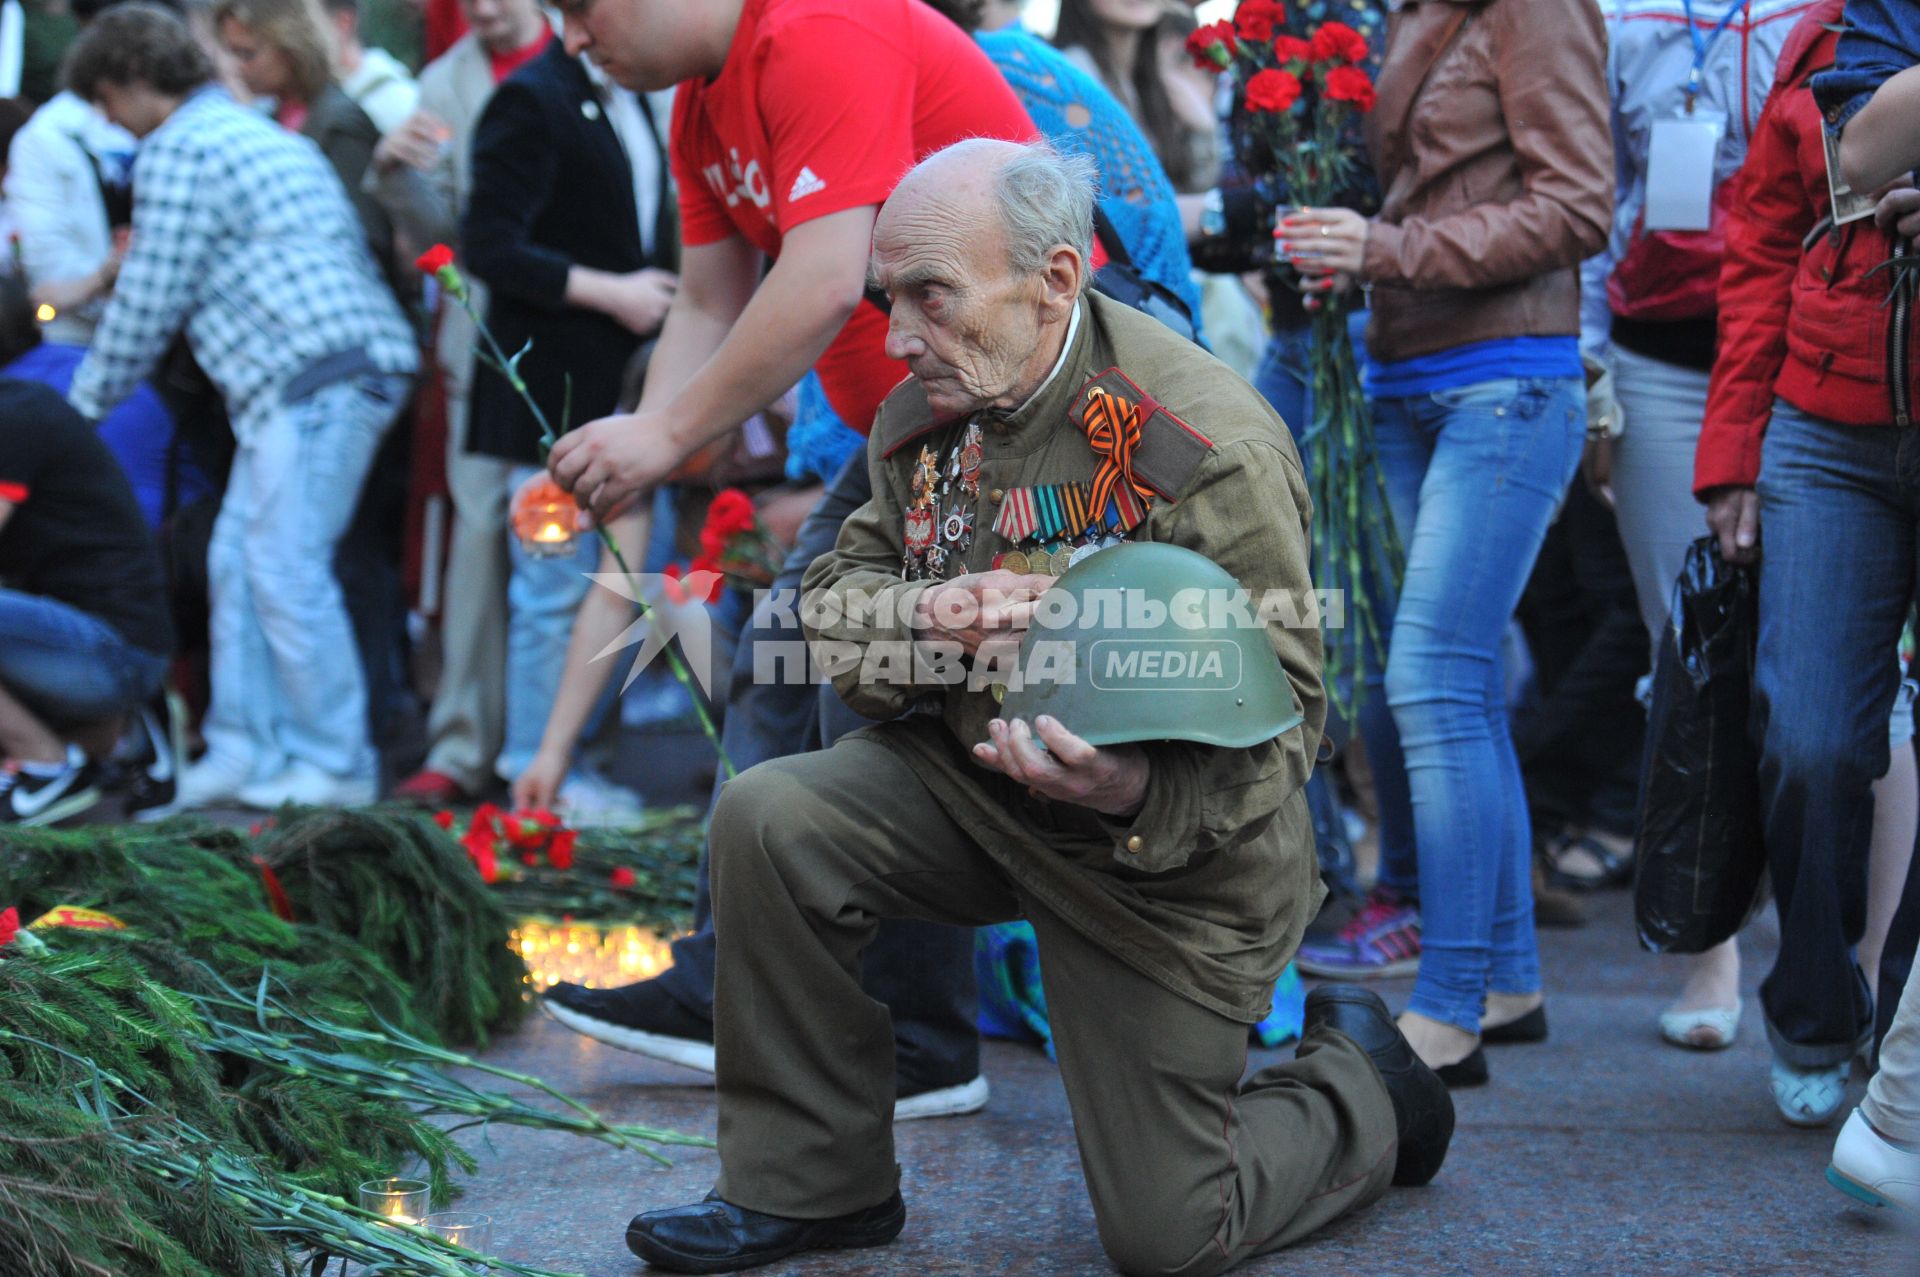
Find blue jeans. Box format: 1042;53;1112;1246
0;589;167;728
203;372;410;782
1752;399;1920;1066
495;463;609;783
1368;376;1585;1033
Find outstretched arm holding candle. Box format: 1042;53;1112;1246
547;206;875;521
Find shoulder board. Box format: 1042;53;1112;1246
1067;367;1214;501
873;375;954;459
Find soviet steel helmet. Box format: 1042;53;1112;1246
998;541;1304;749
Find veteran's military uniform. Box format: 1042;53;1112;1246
707;294;1398;1277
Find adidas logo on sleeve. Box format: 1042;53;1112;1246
788;166;827;202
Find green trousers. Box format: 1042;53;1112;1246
708;732;1398;1277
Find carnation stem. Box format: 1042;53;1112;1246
447;278;735;779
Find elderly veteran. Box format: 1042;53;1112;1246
624;138;1453;1277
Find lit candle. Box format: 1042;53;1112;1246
423;1210;493;1255
357;1177;430;1228
509;472;586;558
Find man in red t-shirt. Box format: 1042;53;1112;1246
547;0;1035;510
536;0;1040;1159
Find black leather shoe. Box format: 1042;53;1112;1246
626;1190;906;1273
1481;1003;1548;1045
1434;1045;1489;1088
1303;984;1455;1187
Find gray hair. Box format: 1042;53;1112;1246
995;140;1098;281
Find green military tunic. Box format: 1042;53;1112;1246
801;290;1328;1023
706;291;1398;1274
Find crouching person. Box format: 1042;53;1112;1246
0;377;173;825
622;137;1454;1277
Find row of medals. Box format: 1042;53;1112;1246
903;420;1128;583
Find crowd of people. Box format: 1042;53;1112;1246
1;0;1918;1270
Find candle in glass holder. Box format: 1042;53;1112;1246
510;471;586;557
357;1177;431;1227
424;1211;493;1256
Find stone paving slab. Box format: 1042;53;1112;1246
450;893;1913;1277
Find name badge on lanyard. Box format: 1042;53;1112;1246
1644;0;1749;232
1646;108;1727;231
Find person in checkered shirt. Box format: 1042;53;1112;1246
65;2;418;811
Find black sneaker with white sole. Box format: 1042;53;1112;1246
544;978;720;1072
543;977;990;1121
1;746;102;826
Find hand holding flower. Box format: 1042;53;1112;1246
1277;207;1369;292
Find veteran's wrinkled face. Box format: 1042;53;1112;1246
872;178;1058;419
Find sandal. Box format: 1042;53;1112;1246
1659;999;1740;1051
1545;831;1634;892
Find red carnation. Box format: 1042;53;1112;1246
1272;34;1312;65
1184;20;1238;70
1310;21;1369;65
609;866;638;889
414;244;455;275
414;243;467;301
1322;65;1377;113
1233;0;1284;43
1244;68;1302;114
547;828;578;872
504;807;560;849
0;907;17;948
462;822;499;884
462;802;504;883
706;488;757;537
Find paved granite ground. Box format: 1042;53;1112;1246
441;888;1913;1277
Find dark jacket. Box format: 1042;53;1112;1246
462;40;676;464
1360;0;1613;364
301;83;395;280
1697;1;1920;493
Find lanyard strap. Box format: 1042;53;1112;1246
1679;0;1753;104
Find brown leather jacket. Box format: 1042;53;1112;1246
1361;0;1613;365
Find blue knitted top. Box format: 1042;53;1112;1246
784;24;1204;486
979;26;1202;326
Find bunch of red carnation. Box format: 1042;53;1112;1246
436;804;578;883
1190;7;1377;119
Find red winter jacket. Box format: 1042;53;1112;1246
1695;0;1920;497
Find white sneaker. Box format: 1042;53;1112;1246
170;753;254;810
1828;1108;1920;1217
894;1075;990;1121
237;761;376;809
1772;1056;1850;1127
556;771;646;827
